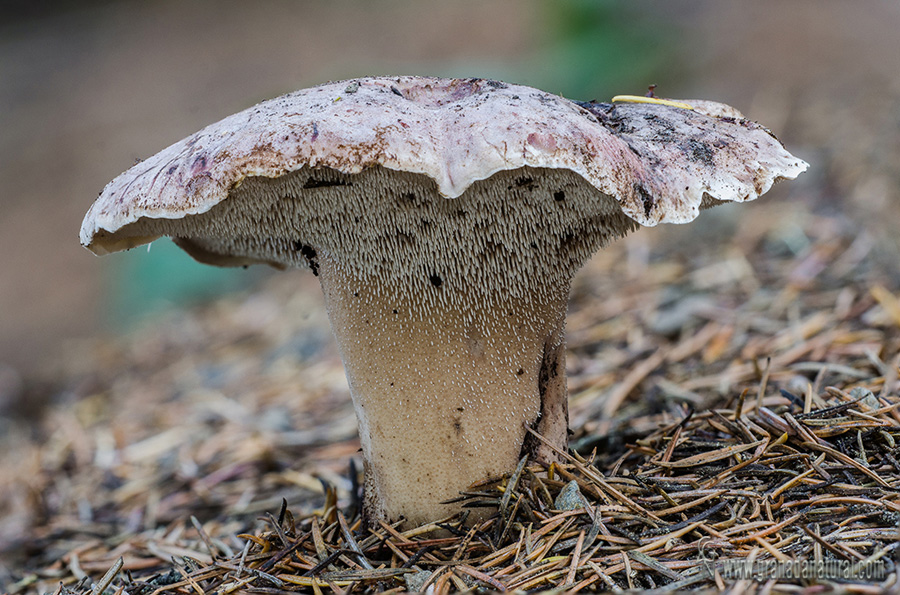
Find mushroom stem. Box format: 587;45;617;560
317;254;570;526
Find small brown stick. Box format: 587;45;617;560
455;564;507;592
338;512;373;570
499;456;528;515
801;524;852;560
755;357;772;415
656;440;765;469
565;530;585;585
768;467;817;499
730;511;804;545
310;517;330;564
800;441;891;487
90;557;123;595
734;387;751;421
660;423;684;464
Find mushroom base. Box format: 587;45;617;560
317;256;570;527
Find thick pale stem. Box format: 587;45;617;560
318;255;570;527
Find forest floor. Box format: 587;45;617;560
2;181;899;592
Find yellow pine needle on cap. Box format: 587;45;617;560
611;95;694;110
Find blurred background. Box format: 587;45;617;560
1;0;898;414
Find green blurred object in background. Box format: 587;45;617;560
107;240;266;326
531;0;680;99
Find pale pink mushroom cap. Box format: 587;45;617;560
81;77;806;258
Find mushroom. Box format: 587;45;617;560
81;77;807;527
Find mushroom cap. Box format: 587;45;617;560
81;76;807;258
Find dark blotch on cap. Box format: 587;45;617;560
634;182;655;218
687;139;715;165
